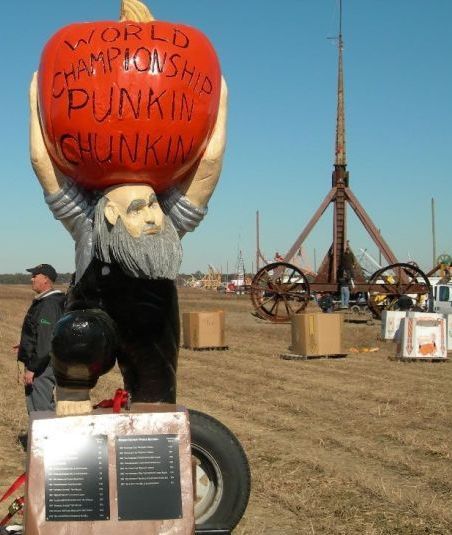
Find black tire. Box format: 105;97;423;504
189;409;251;531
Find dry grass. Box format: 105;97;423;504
1;285;452;534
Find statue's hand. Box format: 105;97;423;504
29;72;63;195
179;76;228;209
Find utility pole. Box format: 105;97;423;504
256;210;260;272
431;197;436;266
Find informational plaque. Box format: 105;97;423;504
116;434;182;520
26;407;194;533
45;435;109;521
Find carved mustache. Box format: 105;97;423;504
143;224;162;235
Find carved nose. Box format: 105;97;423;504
144;207;155;223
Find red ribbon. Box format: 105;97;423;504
93;389;129;413
0;473;26;503
0;474;26;526
0;496;25;526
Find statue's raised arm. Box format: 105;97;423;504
178;76;228;210
29;72;64;196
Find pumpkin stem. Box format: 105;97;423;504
120;0;154;22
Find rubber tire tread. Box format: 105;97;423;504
189;409;251;530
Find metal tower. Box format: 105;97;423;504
281;0;399;290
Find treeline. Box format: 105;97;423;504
0;273;73;284
0;272;251;285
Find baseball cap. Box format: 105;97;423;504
26;263;58;282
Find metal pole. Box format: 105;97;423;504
432;197;437;266
256;211;260;272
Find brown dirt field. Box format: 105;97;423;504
1;285;452;534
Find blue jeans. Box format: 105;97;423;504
341;286;350;308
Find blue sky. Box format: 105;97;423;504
0;0;451;276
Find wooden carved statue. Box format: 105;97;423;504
30;0;227;415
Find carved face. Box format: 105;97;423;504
104;184;164;238
94;185;182;280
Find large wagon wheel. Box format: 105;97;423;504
250;262;310;323
367;262;431;318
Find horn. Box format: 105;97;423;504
120;0;154;22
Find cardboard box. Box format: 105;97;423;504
381;310;407;340
397;316;447;359
183;311;225;349
291;312;343;356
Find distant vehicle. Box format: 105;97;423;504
431;282;452;315
216;282;228;293
318;293;370;314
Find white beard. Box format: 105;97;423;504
93;198;182;280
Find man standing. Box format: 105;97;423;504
17;264;65;413
339;270;351;309
339;241;356;309
342;241;356;276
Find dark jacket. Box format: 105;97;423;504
342;250;356;273
18;290;65;374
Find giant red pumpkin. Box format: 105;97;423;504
38;20;221;193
